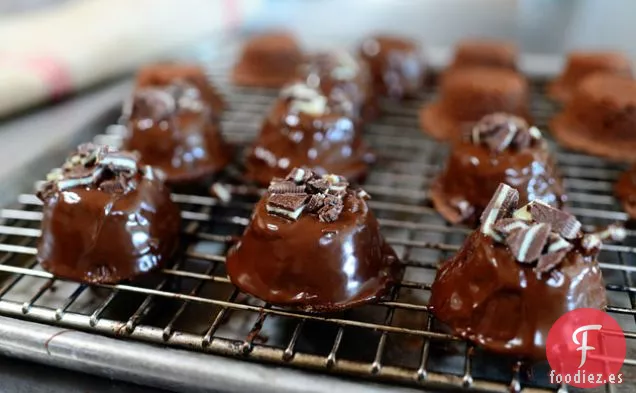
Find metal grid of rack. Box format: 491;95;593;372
0;54;634;393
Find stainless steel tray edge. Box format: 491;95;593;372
0;316;426;393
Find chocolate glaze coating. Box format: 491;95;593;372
548;51;632;103
226;190;399;312
245;83;374;186
449;39;518;71
37;150;181;284
551;74;636;161
616;166;636;218
124;66;232;184
429;231;607;360
431;143;565;226
135;63;225;115
232;31;302;88
359;35;425;100
296;51;378;121
420;68;530;141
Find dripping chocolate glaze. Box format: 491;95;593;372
431;113;565;226
429;183;609;360
226;167;399;312
37;143;181;284
245;82;374;186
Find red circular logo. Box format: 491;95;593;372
546;308;626;388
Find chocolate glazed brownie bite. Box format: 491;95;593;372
429;184;608;360
430;113;565;225
548;51;632;103
448;39;518;71
232;31;302;88
123;69;232;185
37;144;181;284
245;82;374;186
551;74;636;161
226;168;399;312
297;51;378;121
420;68;531;141
135;63;225;114
358;35;425;100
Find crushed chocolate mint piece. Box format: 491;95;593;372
265;168;360;222
268;180;306;194
37;143;144;202
323;195;343;207
593;223;627;242
506;223;552;263
100;152;140;174
545;233;573;254
581;234;602;256
318;203;343;223
536;250;569;274
266;193;309;221
471;113;533;152
357;189;371;200
480;183;520;238
526;200;581;239
210;183;232;204
306;194;326;212
286;167;313;184
36;182;56;202
493;218;529;236
307;178;329;193
99;177;127;193
512;204;533;221
528;126;542;140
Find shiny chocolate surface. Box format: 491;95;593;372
296;51;378;121
245;83;373;186
429;231;607;360
359;35;424;100
226;190;399;312
431;141;565;225
38;169;181;284
124;74;232;184
135;63;225;115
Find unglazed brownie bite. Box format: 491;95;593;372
36;144;181;284
429;184;607;360
226;168;399;312
551;74;636;161
431;113;565;225
232;31;302;88
244;82;374;186
296;50;377;121
548;51;632;102
420;68;530;141
448;39;517;71
358;35;425;100
123;68;232;184
135;63;225;115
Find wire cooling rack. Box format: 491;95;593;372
0;49;634;393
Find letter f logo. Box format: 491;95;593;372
572;324;603;368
